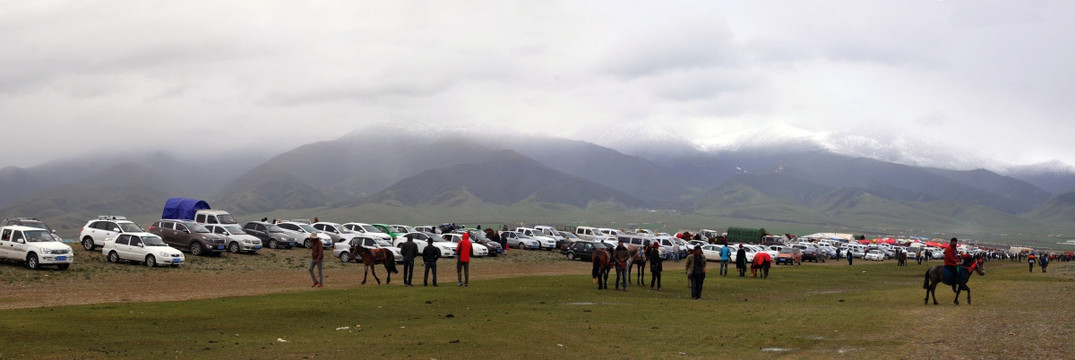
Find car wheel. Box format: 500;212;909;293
26;254;40;270
268;239;279;249
145;255;157;267
303;239;311;248
190;242;204;256
108;251;120;263
567;252;576;261
339;251;351;262
228;242;240;253
82;237;95;251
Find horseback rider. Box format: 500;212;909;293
944;238;960;291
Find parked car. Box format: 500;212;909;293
1;217;63;242
313;222;357;244
276;221;333;249
562;241;612;261
148;219;227;256
241;221;297;249
440;233;490;257
205;224;262;254
500;231;539;250
102;232;185;267
515;227;556;250
575;226;614;243
793;244;825;263
699;244;723;261
193;209;237;225
371;223;401;240
393;232;455;258
865;249;886;261
0;225;73;270
776;248;802;265
463;230;502;256
335;235;402;263
79;215;145;251
342;223;394;242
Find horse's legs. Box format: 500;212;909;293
361;265;368;285
371;265;381;284
383;262;391;285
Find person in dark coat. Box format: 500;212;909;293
400;236;420;287
735;244;747;277
685;245;706;299
647;242;663;291
612;240;630;291
422;238;441;286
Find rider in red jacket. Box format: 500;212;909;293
944;238;959;290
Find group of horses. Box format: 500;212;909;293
591;243;989;306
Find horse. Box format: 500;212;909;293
592;248;611;290
349;246;399;285
628;245;647;286
923;257;986;305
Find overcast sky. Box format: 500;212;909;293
1;1;1072;169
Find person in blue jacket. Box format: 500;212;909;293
718;243;731;276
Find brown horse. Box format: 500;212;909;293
628;245;647;286
592;248;611;289
923;258;985;305
350;246;399;285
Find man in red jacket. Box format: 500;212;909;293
457;230;473;287
944;238;959;291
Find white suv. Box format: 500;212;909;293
0;225;74;270
79;215;145;251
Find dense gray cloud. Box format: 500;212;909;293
0;1;1072;169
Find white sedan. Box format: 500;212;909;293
335;235;402;263
439;233;490;257
699;244;724;262
393;232;456;258
865;250;886;261
103;232;185;267
205;224;262;254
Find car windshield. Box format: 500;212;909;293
142;235;167;246
267;225;285;233
25;230;54;243
22;221;54;233
216;214;237;224
360;225;380;233
222;225;244;234
298;224;317;233
187;223;210;233
119;222;144;232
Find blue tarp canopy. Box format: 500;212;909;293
161;198;210;220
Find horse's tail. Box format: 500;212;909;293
922;270;930;289
384;251;399;274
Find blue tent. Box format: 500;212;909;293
161;198;210;220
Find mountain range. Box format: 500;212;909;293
4;125;1075;248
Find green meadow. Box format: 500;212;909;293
1;260;1072;359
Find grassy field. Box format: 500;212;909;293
1;257;1072;359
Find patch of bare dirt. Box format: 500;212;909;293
0;247;589;310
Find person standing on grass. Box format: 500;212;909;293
685;245;706;299
613;239;630;291
1028;251;1036;272
846;248;853;265
647;242;663;291
400;235;419;287
423;238;441;286
1040;253;1049;273
735;244;747;277
672;241;681;262
457;230;473;287
308;232;323;288
719;243;731;276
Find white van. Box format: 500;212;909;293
194;210;237;225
